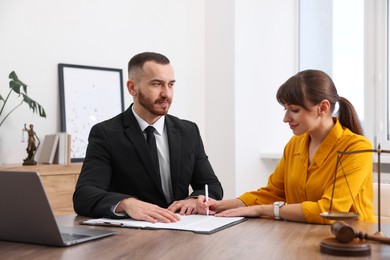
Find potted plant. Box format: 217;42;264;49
0;71;46;126
0;71;47;165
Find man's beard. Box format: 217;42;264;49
138;90;171;116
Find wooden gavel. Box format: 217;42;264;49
331;220;390;245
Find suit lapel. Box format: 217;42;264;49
165;116;181;200
123;106;165;198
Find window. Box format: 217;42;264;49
299;0;365;124
367;0;388;151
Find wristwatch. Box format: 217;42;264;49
273;201;286;220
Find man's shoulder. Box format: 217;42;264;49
166;114;197;127
92;111;126;131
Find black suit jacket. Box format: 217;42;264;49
73;105;223;218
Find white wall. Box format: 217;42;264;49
0;0;299;199
205;0;236;199
204;1;298;199
233;1;298;195
0;0;206;164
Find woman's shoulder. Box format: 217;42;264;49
339;127;373;150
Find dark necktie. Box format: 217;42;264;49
144;126;160;173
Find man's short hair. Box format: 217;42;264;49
128;52;170;79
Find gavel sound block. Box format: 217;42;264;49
320;221;372;256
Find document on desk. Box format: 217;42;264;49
81;215;246;234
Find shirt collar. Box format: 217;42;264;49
307;117;343;166
132;106;165;136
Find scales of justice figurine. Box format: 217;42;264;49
22;123;40;165
320;145;390;256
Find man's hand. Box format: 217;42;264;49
116;198;180;223
167;198;197;215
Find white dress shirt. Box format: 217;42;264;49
132;108;174;203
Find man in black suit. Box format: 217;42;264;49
73;52;223;223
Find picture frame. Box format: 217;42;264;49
58;63;124;162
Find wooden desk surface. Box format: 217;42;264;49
0;163;82;176
1;215;390;259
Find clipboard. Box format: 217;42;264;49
81;214;246;234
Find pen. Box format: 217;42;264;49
205;184;209;216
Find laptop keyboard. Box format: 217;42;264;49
61;233;89;242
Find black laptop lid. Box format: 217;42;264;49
0;171;67;246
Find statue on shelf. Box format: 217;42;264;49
22;123;40;165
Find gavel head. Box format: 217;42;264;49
331;221;356;243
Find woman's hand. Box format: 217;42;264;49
196;195;218;215
216;205;263;218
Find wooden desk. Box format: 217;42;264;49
0;215;389;259
0;164;82;215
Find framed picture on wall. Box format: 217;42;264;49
58;63;124;162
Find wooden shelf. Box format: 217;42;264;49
0;163;82;216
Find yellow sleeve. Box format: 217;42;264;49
302;136;375;224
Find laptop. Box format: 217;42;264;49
0;170;116;246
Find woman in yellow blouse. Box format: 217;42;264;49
198;69;376;224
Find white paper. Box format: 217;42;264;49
82;214;245;234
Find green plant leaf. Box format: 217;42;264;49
9;71;28;95
22;94;47;118
9;71;27;87
1;71;47;127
